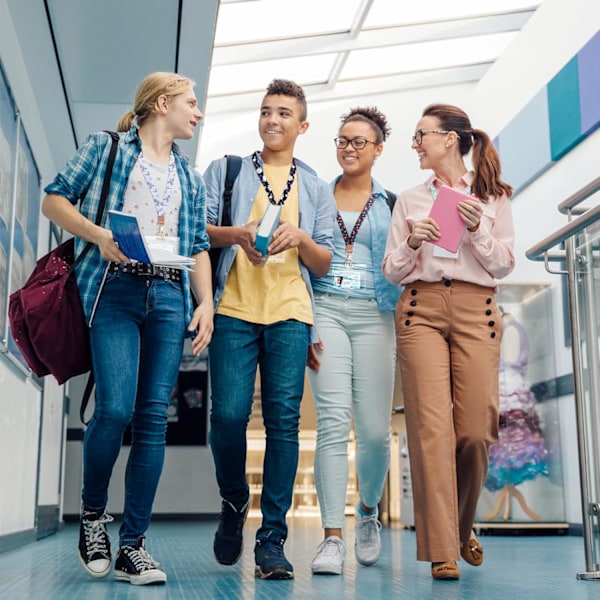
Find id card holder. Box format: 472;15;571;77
332;267;362;290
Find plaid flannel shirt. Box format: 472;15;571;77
44;126;210;332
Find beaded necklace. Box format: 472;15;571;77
251;151;297;206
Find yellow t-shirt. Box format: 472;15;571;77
216;163;313;326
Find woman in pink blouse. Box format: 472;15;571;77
382;103;515;581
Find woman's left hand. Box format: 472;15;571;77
458;198;483;231
189;300;214;355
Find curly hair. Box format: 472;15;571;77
264;79;307;120
340;106;391;143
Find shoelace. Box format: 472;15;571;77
125;546;160;572
318;538;343;558
357;515;381;544
83;513;114;555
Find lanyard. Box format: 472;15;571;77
251;151;297;206
429;182;472;200
336;193;377;268
138;151;177;239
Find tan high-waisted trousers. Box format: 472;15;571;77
396;279;502;562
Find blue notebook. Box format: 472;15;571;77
108;211;152;263
254;203;282;257
108;211;195;268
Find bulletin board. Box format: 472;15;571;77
0;62;41;368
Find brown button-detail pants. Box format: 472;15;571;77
396;279;502;562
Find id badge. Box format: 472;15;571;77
332;267;362;290
433;245;459;259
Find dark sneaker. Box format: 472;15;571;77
78;508;114;578
113;536;167;585
213;499;249;565
254;535;294;580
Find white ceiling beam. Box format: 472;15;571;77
205;62;490;116
350;0;375;37
211;11;534;67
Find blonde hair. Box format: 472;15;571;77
117;72;195;132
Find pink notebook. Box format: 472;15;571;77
427;185;474;253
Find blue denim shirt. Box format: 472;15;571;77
203;153;336;343
44;127;210;332
314;176;401;312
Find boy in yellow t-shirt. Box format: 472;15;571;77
203;79;336;580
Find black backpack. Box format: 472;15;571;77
209;155;242;284
384;189;397;213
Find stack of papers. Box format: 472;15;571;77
108;210;195;269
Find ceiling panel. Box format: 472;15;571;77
215;0;364;44
206;0;543;107
47;0;178;104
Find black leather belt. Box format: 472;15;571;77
109;262;182;283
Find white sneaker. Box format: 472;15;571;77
355;510;382;566
311;536;346;575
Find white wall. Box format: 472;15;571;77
474;0;600;525
0;0;61;543
0;362;41;535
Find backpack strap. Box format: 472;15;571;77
221;154;242;226
384;189;397;213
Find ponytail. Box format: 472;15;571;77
471;129;513;200
116;110;135;133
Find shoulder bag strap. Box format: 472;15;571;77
73;131;119;269
78;131;119;424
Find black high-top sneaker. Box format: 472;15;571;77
78;508;114;578
113;536;167;585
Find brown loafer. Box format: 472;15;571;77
461;535;484;566
431;560;461;580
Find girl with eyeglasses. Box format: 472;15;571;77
307;107;400;575
382;103;515;580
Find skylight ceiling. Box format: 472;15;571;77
206;0;543;114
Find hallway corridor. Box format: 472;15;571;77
1;517;597;599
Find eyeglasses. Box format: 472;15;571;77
411;129;454;145
334;136;377;150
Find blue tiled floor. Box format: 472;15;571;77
1;517;599;599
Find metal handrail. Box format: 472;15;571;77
558;176;600;214
526;203;600;261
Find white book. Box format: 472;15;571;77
108;210;195;269
254;203;282;257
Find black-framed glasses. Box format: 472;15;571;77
411;129;453;145
334;136;377;150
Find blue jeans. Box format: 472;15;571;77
83;272;185;546
209;314;310;540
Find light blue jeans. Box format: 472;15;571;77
307;293;395;529
84;271;185;546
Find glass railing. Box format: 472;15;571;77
526;178;600;580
